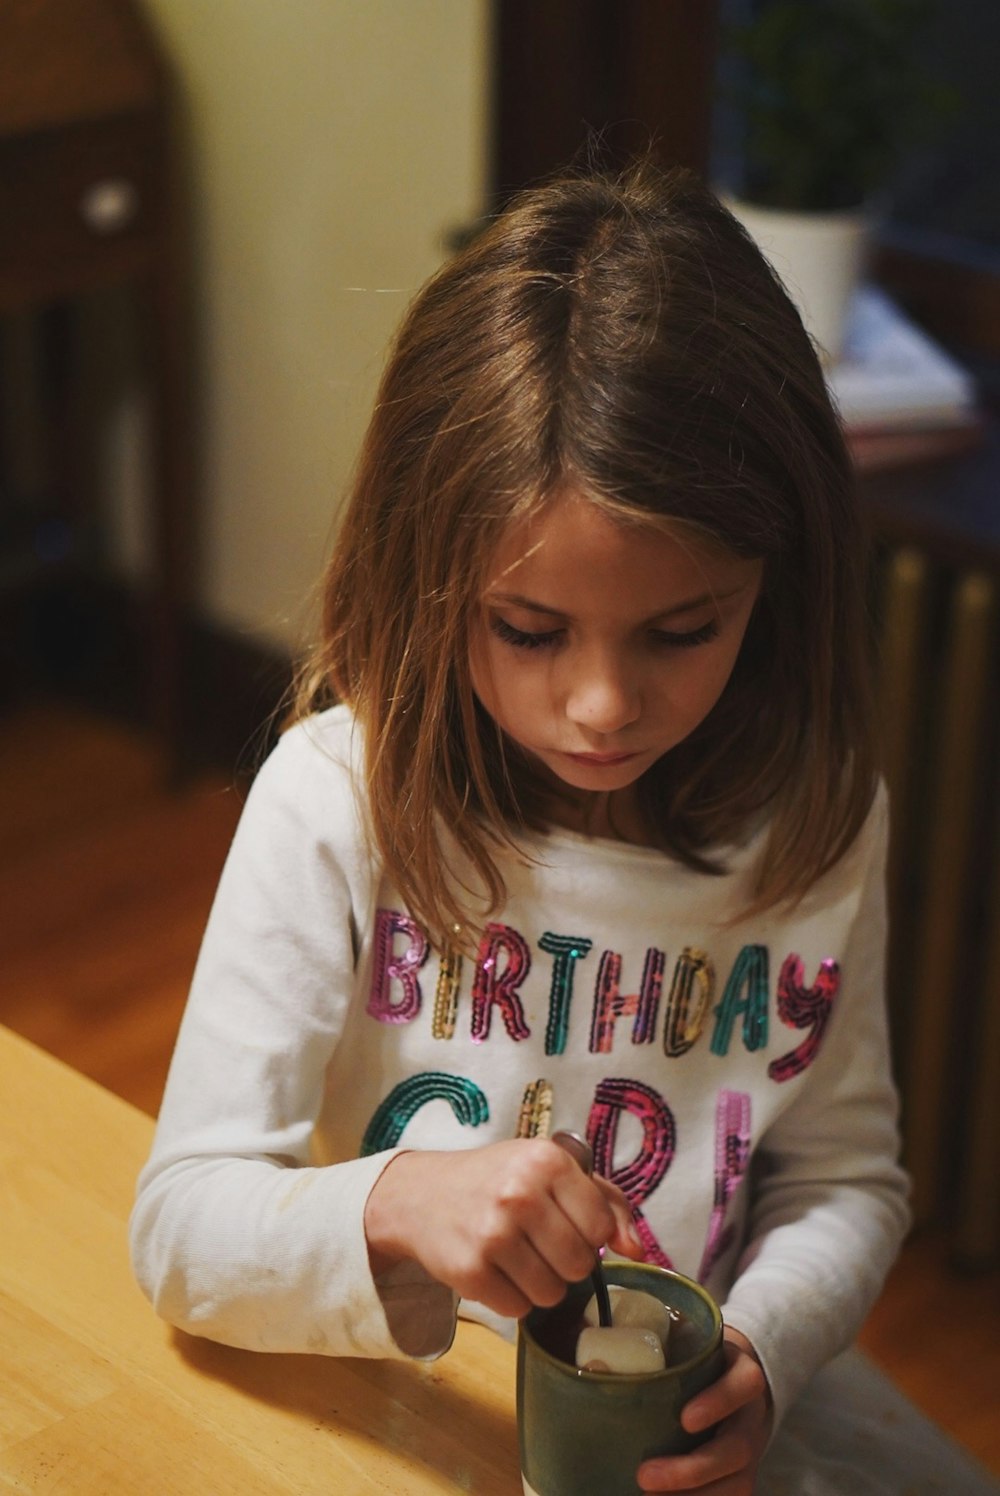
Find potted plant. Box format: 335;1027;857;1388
718;0;949;361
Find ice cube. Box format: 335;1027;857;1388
582;1285;672;1350
575;1325;666;1374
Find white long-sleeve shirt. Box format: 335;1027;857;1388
130;705;909;1428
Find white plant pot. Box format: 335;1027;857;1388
722;196;870;365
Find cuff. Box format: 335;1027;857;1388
374;1258;459;1359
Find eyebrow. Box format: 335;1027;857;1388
486;586;748;623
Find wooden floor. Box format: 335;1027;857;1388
2;701;998;1479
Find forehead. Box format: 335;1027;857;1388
483;492;753;606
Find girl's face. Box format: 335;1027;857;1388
469;492;763;836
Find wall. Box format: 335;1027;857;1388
110;0;489;651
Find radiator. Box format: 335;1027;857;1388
878;547;1000;1265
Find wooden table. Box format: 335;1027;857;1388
0;1026;521;1492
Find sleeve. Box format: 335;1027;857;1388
128;723;458;1361
720;783;911;1429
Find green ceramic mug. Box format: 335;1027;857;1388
517;1262;725;1496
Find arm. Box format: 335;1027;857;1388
720;783;911;1429
129;722;455;1360
636;785;908;1491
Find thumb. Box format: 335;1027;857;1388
596;1180;645;1260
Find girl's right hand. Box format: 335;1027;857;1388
363;1138;645;1319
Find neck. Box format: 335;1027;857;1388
543;782;651;845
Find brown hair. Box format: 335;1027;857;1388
294;161;877;949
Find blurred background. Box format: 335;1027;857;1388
1;0;998;1472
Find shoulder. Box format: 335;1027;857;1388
781;776;888;929
848;775;890;880
271;702;364;773
239;705;374;873
253;704;366;807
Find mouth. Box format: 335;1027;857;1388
563;751;640;766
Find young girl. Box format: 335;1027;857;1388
131;162;910;1493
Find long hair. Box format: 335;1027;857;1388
294;161;877;949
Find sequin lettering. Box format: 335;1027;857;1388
663;947;714;1057
367;908;428;1024
516;1078;554;1138
589;948;664;1053
360;1071;489;1155
471;922;532;1043
587;1077;676;1268
538;932;593;1055
710;944;769;1056
698;1090;751;1280
431;947;463;1040
768;955;841;1082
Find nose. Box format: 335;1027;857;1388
564;651;641;735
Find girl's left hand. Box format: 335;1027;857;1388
636;1327;773;1493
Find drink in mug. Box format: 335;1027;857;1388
517;1262;725;1496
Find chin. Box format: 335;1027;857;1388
544;759;648;794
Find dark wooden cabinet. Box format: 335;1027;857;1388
0;0;191;763
492;0;720;202
0;112;164;300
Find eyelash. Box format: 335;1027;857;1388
489;617;721;651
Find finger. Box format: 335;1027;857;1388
493;1144;610;1277
546;1151;618;1250
457;1261;534;1320
529;1203;611;1286
638;1405;762;1491
638;1462;755;1495
451;1190;583;1309
592;1176;646;1258
682;1344;767;1433
450;1233;571;1319
497;1228;584;1308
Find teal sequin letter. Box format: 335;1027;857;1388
360;1072;489;1155
709;945;769;1056
538;932;593;1055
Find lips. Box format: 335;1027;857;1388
564;751;639;766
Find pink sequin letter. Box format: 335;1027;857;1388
587;1078;675;1268
698;1090;751;1281
367;908;428;1024
768;955;841;1082
589;948;664;1053
471;922;532;1043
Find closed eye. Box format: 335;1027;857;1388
491;616;722;650
651;619;720;649
490;616;563;650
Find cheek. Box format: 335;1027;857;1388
471;643;558;741
469;636;522;730
669;643;745;724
